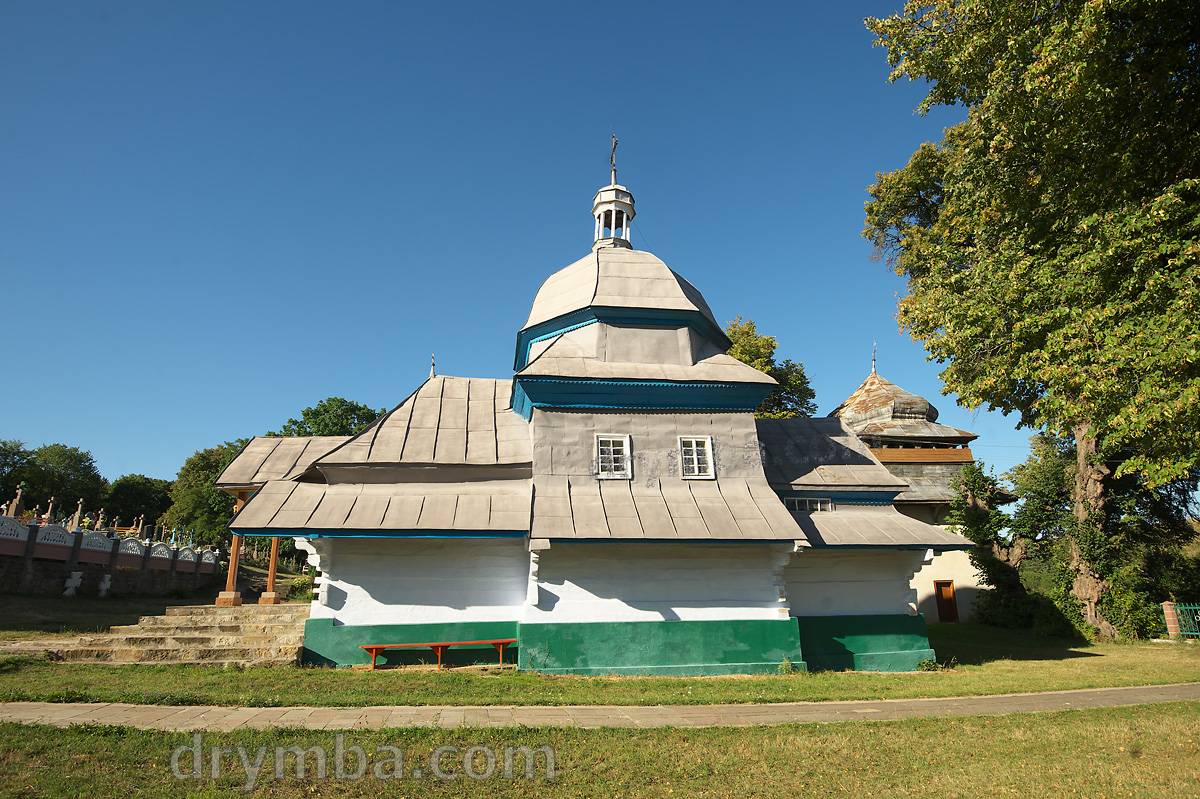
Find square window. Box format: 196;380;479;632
596;435;631;479
679;436;715;479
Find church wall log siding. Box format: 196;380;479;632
784;549;926;617
308;538;529;627
522;543;791;625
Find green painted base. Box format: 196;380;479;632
302;614;932;673
302;619;519;668
518;618;805;676
795;614;935;672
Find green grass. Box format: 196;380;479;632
0;624;1196;707
0;703;1197;797
0;595;212;642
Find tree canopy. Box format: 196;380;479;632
725;317;817;418
1;442;108;515
864;0;1200;634
273;397;385;437
106;474;173;527
160;441;245;545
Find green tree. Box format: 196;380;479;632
0;440;31;504
273;397;384;437
863;0;1200;634
725;317;817;418
9;444;108;515
106;474;173;528
161;441;245;545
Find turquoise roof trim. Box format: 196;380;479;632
513;377;772;420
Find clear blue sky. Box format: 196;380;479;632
1;1;1033;482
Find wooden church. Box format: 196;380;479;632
215;160;971;673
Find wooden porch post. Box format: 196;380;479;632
258;536;282;604
215;491;248;606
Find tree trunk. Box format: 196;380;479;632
1069;424;1118;637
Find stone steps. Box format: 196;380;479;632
109;622;302;635
61;647;302;666
76;633;305;648
48;603;309;667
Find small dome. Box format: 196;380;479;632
522;247;720;332
830;370;939;425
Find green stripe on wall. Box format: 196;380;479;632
794;614;935;672
518;618;805;676
302;619;519;668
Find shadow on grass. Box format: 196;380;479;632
928;622;1097;665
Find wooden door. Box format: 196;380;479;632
934;580;959;623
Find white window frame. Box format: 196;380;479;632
678;435;715;480
595;434;632;480
784;497;834;513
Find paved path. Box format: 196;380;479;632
1;683;1196;731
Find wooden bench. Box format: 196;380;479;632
359;638;517;671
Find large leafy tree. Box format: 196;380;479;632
161;441;245;545
5;444;108;515
106;474;173;528
273;397;384;437
725;317;817;418
864;0;1200;634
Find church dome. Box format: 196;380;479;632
521;246;720;332
830;370;938;426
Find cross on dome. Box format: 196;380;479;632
593;134;636;250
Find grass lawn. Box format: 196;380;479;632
0;595;212;643
0;703;1196;797
0;624;1196;707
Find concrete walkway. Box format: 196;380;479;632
1;683;1197;730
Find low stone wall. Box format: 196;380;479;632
0;518;222;598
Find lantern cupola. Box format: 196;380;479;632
592;135;635;249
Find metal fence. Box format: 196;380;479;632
1176;604;1200;638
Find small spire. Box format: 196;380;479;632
429;353;436;379
609;133;619;186
871;340;878;374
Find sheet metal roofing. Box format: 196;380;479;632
215;436;350;489
522;248;720;331
231;479;531;532
830;370;976;442
530;475;807;541
518;324;775;384
317;376;532;466
791;505;971;549
756;417;909;491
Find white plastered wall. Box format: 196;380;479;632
784;549;926;617
523;542;792;623
303;538;530;626
911;549;982;622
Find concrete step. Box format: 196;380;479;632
76;633;305;648
60;648;300;667
110;621;305;635
163;604;309;618
60;645;302;663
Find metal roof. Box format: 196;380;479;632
230;479;531;533
522;248;720;331
317;376;531;467
530;474;807;541
756;417;909;491
215;436;350;489
518;322;775;384
830;370;977;442
791;505;971;549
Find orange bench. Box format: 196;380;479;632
360;638;517;671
